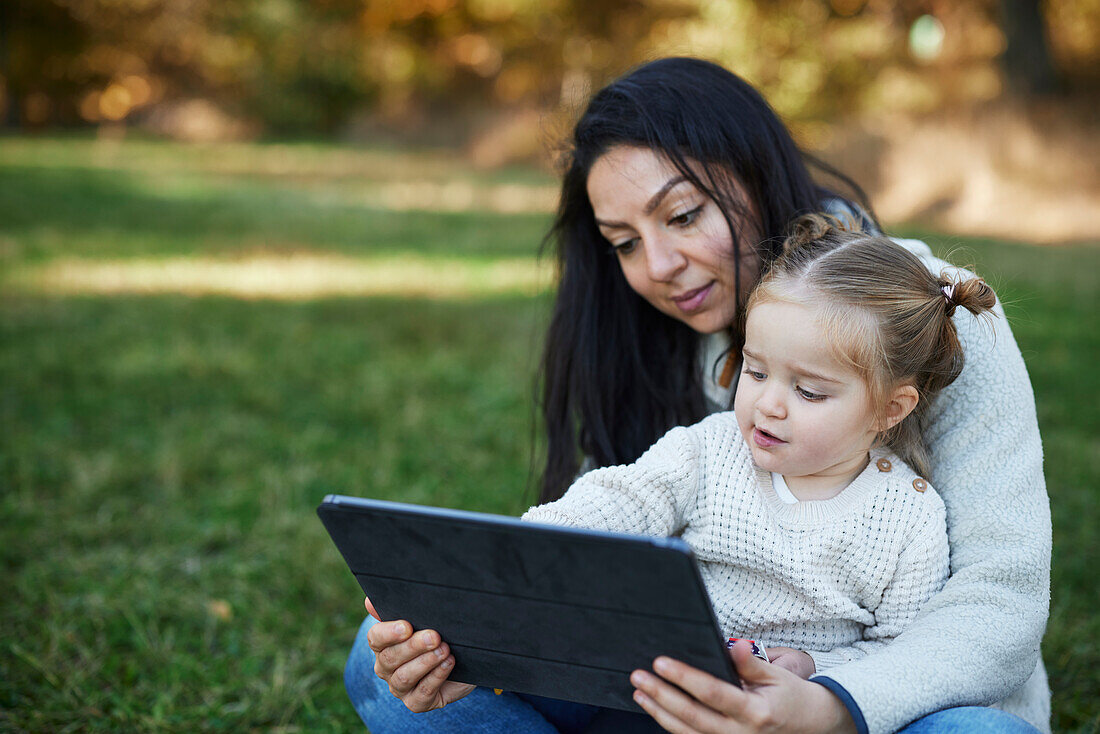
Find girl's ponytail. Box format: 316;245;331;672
940;275;997;318
918;272;998;403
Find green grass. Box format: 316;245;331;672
1;136;1097;732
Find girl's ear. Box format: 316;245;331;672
879;384;919;432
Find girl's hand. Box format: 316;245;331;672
629;640;856;734
764;647;815;680
363;597;476;712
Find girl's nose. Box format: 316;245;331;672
645;233;688;283
757;385;787;419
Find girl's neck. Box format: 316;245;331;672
782;454;871;501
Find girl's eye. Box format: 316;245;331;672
743;368;766;381
797;386;827;401
669;205;702;227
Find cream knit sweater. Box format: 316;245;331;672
523;420;951;674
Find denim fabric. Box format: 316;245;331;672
898;706;1041;734
344;616;663;734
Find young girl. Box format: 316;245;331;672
523;214;998;677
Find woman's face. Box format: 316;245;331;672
586;145;760;334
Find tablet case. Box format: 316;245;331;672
318;495;738;711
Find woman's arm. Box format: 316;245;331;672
811;275;1051;733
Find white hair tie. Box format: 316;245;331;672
941;284;955;303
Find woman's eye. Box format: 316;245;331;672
611;238;639;255
670;205;702;227
797;386;827;401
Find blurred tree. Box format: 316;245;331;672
2;0;89;127
999;0;1058;94
1;0;371;133
0;0;1094;135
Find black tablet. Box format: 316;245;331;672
318;494;738;711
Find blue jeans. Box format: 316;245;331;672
896;706;1039;734
344;617;1038;733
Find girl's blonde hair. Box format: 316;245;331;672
746;214;997;477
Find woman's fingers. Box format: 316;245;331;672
632;687;698;734
655;655;748;713
369;623;442;677
438;679;477;707
400;648;477;713
378;629;441;678
404;655;469;711
388;642;451;696
366;619;412;654
631;663;735;734
632;645;853;734
629;643;778;733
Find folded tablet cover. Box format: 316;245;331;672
318;495;737;711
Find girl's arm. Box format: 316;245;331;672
812;275;1051;734
804;496;950;673
522;421;710;536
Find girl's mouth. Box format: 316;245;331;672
671;282;714;313
753;427;786;448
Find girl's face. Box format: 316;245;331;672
733;299;881;493
586;146;759;335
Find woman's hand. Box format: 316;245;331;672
764;647;815;680
363;597;475;712
629;640;856;734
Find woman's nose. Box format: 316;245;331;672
645;233;688;282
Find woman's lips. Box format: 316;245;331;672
671;282;714;313
753;427;786;448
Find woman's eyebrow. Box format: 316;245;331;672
594;175;690;228
643;175;689;214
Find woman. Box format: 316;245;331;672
345;58;1051;733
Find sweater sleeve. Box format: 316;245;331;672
522;423;705;536
807;493;950;672
813;272;1051;734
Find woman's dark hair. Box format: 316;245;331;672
538;57;876;502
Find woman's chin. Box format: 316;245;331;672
686;312;731;335
667;304;734;335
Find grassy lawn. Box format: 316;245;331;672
1;136;1097;732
